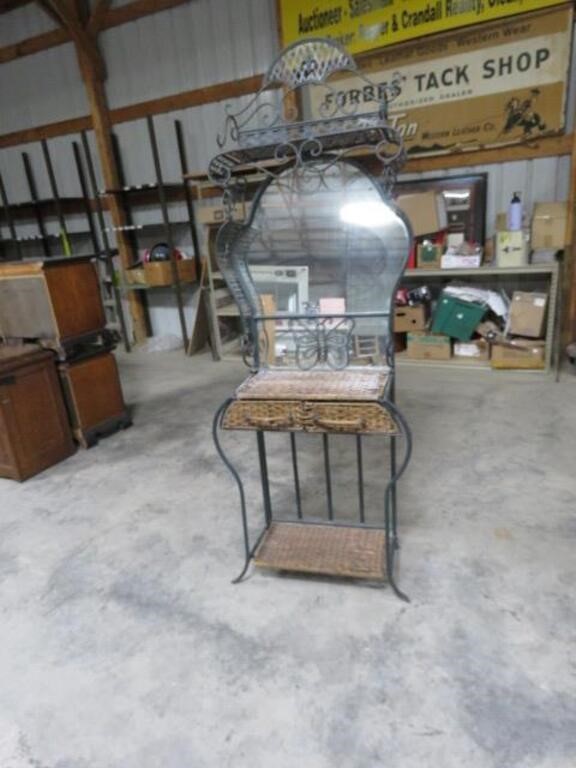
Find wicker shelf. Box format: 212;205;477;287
254;522;387;580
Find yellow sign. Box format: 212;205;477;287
306;6;572;156
279;0;567;54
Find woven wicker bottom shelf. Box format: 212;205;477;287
254;522;386;580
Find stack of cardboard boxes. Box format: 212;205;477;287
495;202;567;266
396;188;567;270
395;289;548;369
490;292;547;369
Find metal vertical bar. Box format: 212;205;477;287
41;139;70;254
213;399;252;583
22;152;51;258
323;433;334;520
256;431;273;526
0;173;23;260
147;116;189;349
174;119;202;282
389;381;398;536
80;133;131;352
290;433;303;519
111;132;153;339
72;141;100;256
110;134;140;258
356;434;365;524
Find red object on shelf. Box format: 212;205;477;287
395;288;409;306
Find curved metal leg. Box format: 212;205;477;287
382;398;413;602
212;398;252;583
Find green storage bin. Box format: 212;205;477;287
431;293;487;341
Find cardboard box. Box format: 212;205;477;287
495;212;507;231
396;191;447;236
195;202;246;225
491;341;545;370
417;242;442;269
406;332;451;360
496;230;527;267
531;202;568;250
125;266;146;285
395;305;428;332
454;339;490;361
508;291;547;338
531;249;557;264
144;260;196;287
441;253;482;269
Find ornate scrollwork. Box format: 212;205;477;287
290;316;355;371
210;37;406;201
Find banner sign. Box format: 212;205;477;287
307;6;572;157
279;0;567;55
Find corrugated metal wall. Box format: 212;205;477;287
0;0;574;336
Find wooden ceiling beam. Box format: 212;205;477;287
0;0;190;65
87;0;111;34
0;27;68;64
35;0;62;26
0;0;33;13
35;0;104;79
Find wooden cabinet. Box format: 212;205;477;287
58;351;131;448
0;346;75;481
0;257;106;352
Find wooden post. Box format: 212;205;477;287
81;72;148;342
39;0;148;343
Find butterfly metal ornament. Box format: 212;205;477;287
292;316;354;371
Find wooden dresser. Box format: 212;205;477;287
0;257;106;354
0;346;75;481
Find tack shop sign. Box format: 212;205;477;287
279;0;567;54
306;5;572;155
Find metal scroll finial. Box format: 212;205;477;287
210;37;406;205
263;38;357;89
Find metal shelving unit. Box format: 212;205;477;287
401;262;560;374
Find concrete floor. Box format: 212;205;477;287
1;350;575;768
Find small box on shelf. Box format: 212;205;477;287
417;242;442;269
508;291;547;338
495;231;527;267
406;332;451;361
196;202;246;225
491;341;545;370
531;202;567;251
125;260;196;287
394;305;428;332
441;253;482;269
454;339;490;361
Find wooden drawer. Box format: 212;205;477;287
58;351;131;448
222;399;398;434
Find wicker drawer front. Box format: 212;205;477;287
223;400;301;431
223;400;398;434
305;402;397;434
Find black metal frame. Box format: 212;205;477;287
213;392;412;601
210;38;413;600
